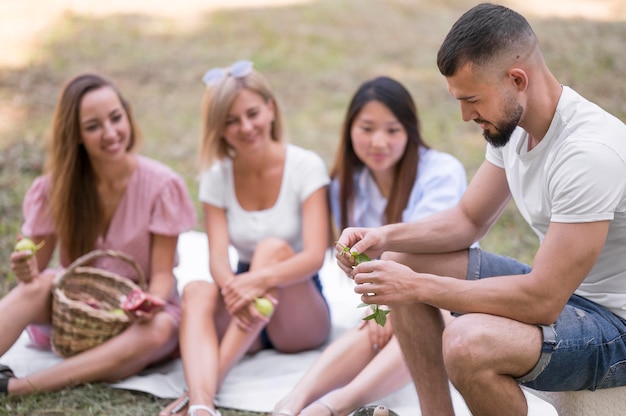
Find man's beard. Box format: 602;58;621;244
482;99;523;148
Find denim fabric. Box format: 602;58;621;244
467;247;626;391
523;294;626;391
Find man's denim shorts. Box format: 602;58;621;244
467;247;626;391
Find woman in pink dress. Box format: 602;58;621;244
1;73;196;395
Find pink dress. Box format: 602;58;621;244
21;155;197;349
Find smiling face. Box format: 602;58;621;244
447;63;524;148
222;88;275;155
79;86;132;162
350;100;408;179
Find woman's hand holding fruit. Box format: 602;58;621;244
10;237;43;283
221;270;267;315
228;296;275;331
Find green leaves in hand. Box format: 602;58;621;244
337;241;390;327
337;242;371;265
358;302;391;327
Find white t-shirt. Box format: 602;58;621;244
486;86;626;318
198;144;330;264
329;147;468;228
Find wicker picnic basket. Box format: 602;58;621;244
50;249;146;358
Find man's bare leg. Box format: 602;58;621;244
443;313;542;416
392;303;454;416
383;250;470;416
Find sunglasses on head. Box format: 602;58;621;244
202;60;254;86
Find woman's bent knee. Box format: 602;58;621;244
252;238;293;264
182;281;218;306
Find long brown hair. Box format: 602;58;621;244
330;76;428;231
45;73;141;261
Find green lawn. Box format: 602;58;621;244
1;0;624;414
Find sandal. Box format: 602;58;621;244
0;365;15;395
162;390;190;415
314;400;337;416
188;404;221;416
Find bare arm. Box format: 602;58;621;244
339;161;511;263
33;235;56;270
204;202;237;288
147;233;178;300
204;187;328;320
355;220;608;324
256;186;329;288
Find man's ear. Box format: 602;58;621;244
509;68;528;91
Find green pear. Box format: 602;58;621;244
109;308;126;316
14;237;44;256
254;297;274;317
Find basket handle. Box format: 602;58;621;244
53;249;147;290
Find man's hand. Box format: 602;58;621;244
352;259;422;306
335;227;386;276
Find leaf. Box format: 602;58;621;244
375;308;391;326
336;241;351;254
374;310;387;327
353;252;371;265
360;304;391;326
337;242;391;327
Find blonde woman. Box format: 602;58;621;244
160;61;331;416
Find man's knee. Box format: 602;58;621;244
442;315;496;378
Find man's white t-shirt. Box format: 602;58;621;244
486;86;626;319
198;144;330;264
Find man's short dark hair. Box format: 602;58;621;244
437;3;536;77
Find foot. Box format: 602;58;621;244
188;404;221;416
272;396;299;416
160;391;189;416
300;401;337;416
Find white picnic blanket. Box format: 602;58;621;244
0;231;558;415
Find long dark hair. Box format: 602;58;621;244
45;73;140;261
330;76;428;231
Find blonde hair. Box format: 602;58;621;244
198;68;285;173
45;73;141;261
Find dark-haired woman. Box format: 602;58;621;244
273;76;468;416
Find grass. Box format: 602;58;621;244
0;0;624;414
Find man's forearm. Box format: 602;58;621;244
382;207;480;254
